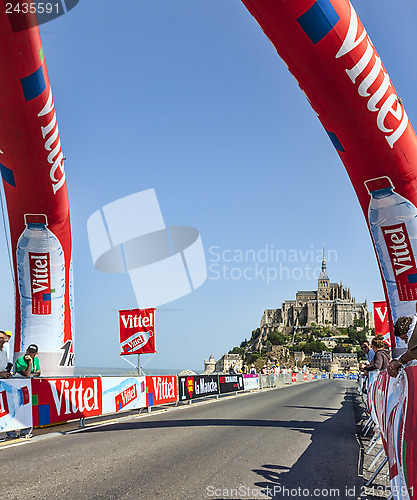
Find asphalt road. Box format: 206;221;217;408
1;380;362;500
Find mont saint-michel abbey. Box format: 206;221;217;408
260;251;374;333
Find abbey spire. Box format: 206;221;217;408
318;244;329;299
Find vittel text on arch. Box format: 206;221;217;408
38;90;66;194
335;4;408;148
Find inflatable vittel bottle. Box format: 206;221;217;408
16;214;66;370
0;8;74;375
366;177;417;332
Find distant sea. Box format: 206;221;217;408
74;367;200;377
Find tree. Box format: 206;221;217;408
321;326;332;337
301;341;328;354
357;330;368;344
246;352;263;365
229;346;244;356
250;329;260;341
346;327;359;345
353;318;365;328
268;330;288;346
356;347;366;361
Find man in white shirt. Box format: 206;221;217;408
0;331;11;378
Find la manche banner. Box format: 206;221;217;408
119;308;156;356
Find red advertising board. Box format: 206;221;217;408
146;376;177;406
115;384;138;412
373;301;391;347
291;373;297;383
119;308;156;355
32;378;102;426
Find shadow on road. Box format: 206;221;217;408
284;405;339;411
82;417;329;432
252;389;362;499
77;386;362;499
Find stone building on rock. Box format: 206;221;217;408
260;250;373;336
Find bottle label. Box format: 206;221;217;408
382;223;417;301
29;252;51;314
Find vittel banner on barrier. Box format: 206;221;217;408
146;376;177;406
101;377;146;414
367;370;379;426
0;5;74;375
402;367;417;498
178;375;218;401
32;378;102;426
218;374;244;394
0;379;32;432
366;367;417;499
240;0;417;345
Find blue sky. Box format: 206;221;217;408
1;0;417;371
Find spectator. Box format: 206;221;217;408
363;335;391;372
358;362;368;393
15;344;41;377
3;330;12;360
229;363;236;375
0;331;11;378
360;340;375;363
249;364;256;374
388;315;417;377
